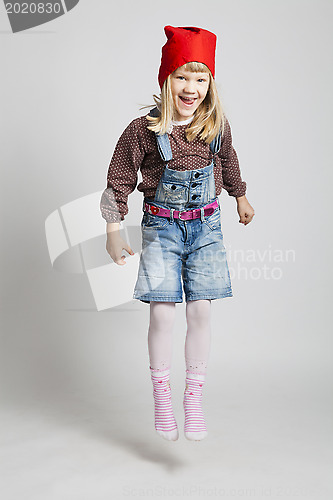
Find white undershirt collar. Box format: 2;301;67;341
171;115;194;126
168;114;194;133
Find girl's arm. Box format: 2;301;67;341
106;222;134;265
101;119;145;264
236;195;255;226
107;222;120;232
219;118;255;225
100;119;145;224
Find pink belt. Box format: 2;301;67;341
144;199;219;221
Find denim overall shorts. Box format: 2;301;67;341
133;123;233;304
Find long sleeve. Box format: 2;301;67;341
218;118;247;198
100;119;146;222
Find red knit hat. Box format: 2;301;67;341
158;25;217;89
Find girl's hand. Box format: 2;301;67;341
236;195;255;226
106;230;134;265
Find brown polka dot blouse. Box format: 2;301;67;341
100;113;247;223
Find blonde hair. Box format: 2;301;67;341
145;62;225;143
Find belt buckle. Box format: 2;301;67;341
179;209;196;221
179;210;188;221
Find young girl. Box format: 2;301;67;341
100;25;255;442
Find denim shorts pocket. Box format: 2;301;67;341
203;208;222;231
141;213;170;230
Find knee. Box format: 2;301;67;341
186;299;211;325
149;302;176;332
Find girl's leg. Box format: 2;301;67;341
183;299;211;440
185;299;211;374
148;301;176;371
148;301;178;441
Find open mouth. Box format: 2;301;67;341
179;96;196;106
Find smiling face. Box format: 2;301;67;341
170;66;210;121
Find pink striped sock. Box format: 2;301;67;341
183;371;208;441
150;367;179;441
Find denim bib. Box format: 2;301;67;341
148;107;222;212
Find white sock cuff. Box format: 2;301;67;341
150;367;170;378
185;371;206;382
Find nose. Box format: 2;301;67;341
183;80;196;94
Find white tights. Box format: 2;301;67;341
148;300;211;375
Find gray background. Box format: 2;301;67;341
1;0;332;498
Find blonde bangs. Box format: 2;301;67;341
182;61;210;74
145;62;225;143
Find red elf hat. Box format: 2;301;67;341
158;25;217;89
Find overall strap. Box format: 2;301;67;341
149;106;173;163
148;106;222;161
209;128;222;155
156;134;173;162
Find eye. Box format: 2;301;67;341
198;78;207;83
177;76;185;80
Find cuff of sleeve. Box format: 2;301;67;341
103;214;123;223
228;182;247;198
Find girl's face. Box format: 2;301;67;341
170;66;210;121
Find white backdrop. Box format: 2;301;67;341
0;1;332;499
